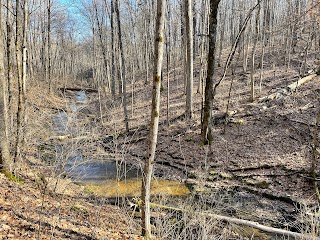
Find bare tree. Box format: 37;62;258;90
110;0;116;98
250;1;261;102
6;0;12;113
185;0;193;119
14;0;24;163
115;0;129;133
47;0;52;91
141;0;166;238
0;0;11;172
201;0;221;145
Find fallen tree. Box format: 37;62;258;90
258;74;318;102
134;200;320;240
58;87;98;93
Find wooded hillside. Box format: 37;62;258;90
0;0;320;239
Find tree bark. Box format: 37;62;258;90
201;0;220;145
14;0;24;163
22;0;28;145
6;0;12;114
250;2;261;102
115;0;129;133
110;0;116;98
185;0;193;119
93;0;109;94
0;0;11;172
141;0;166;238
47;0;52;92
166;3;171;125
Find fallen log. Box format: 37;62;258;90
258;74;317;102
142;201;320;240
58;87;98;93
205;212;319;239
287;74;318;92
228;164;282;172
46;135;94;142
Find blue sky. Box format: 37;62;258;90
57;0;76;6
56;0;91;40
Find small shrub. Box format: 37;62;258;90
1;170;24;186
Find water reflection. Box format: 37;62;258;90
85;179;190;198
66;160;141;182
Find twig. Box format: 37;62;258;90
300;174;320;182
228;164;283;172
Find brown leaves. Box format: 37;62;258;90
0;173;141;239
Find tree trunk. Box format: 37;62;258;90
93;0;109;94
22;0;28;144
218;9;226;67
259;0;268;90
185;0;193;119
115;0;129;133
166;3;171;125
144;14;150;85
250;2;261;102
201;0;221;145
141;0;166;238
6;0;12;114
110;0;116;98
47;0;52;92
14;0;24;163
0;0;11;172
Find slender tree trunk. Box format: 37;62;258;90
218;9;226;67
47;0;52;92
6;0;12;113
115;0;129;133
144;15;150;85
141;0;166;238
110;0;116;98
201;0;221;145
93;0;109;93
131;67;135;117
250;2;261;102
259;0;268;91
181;2;187;92
166;3;171;125
197;0;209;94
14;0;24;163
0;0;11;172
185;0;193;119
22;0;28;144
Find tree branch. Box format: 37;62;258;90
213;0;262;97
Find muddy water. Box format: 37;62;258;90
86;179;190;198
53;90;190;198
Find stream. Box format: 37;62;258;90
48;90;307;240
52;90;189;197
53;91;141;182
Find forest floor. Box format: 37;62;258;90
100;48;320;238
0;171;142;239
1;47;320;239
116;50;320;204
